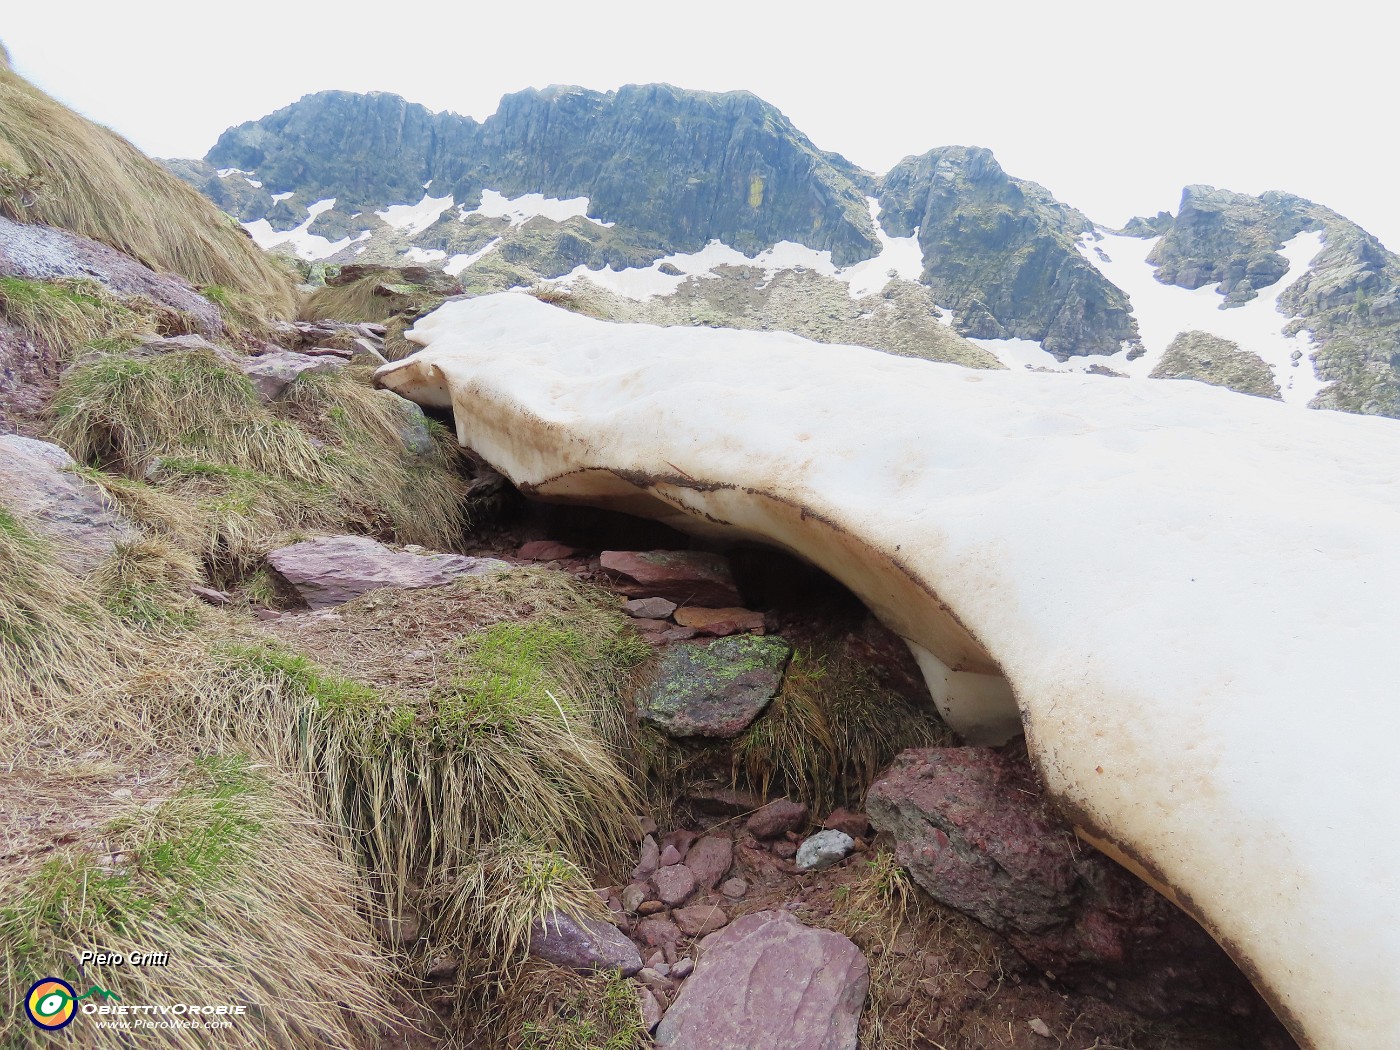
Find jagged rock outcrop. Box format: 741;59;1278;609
196;85;878;266
1143;186;1400;416
1150;330;1281;399
878;146;1138;357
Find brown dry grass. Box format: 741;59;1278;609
0;64;296;318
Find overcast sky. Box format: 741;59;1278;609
6;1;1396;249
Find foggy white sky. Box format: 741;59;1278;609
6;1;1396;249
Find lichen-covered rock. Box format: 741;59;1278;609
527;910;642;976
639;634;792;738
0;435;137;569
653;910;867;1050
1149;330;1282;400
267;535;509;609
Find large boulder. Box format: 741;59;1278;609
266;535;509;609
527;910;642;976
638;634;792;738
867;747;1266;1015
653;910;867;1050
0;435;136;569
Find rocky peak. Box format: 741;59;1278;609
879;145;1137;357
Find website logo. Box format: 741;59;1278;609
24;978;119;1030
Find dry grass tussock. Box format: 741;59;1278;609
0;276;202;357
0;64;296;319
300;271;447;325
495;962;647;1050
732;641;951;813
52;353;469;578
196;571;648;910
0;755;400;1049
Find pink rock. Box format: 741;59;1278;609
823;807;872;839
267;535;509;610
684;835;734;889
652;864;697;907
632;835;660;880
637;916;681;949
659;844;683;867
673;903;729;937
673;606;766;636
721;878;748;900
653;911;868;1049
746;799;809;840
662;830;699;860
518;539;580;561
639;986;664;1032
528;911;642;976
600;550;743;607
624;596;679;619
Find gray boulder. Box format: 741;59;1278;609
639;634;792;738
237;350;345;401
0;435;137;570
266;535;509;609
653;910;868;1050
795;830;854;871
527;910;642;976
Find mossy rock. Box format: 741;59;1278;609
641;634;793;739
1149;330;1281;400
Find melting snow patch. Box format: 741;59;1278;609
243;198;357;262
444;238;503;277
1078;230;1326;404
403;247;448;264
562;198;924;303
270;191;294;203
460;189;614;228
376;194;455;238
216;167;249;178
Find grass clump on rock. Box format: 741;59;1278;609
733;643;949;813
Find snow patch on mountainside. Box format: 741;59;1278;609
968;230;1326;404
244;198;360;261
444;237;503;277
459;189;614;228
376;193;455;237
403;247;447;264
559;197;922;301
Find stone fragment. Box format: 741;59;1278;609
683;835;734;889
519;539;580;561
670;957;694;979
632;835;660;879
685;782;763;816
191;585;232;606
266;535;510;610
636;916;681;949
721;878;749;900
624;596;678;619
673;903;729;937
672;606;765;636
796;830;855;871
640;635;792;738
236;349;345;400
637;901;667;916
622;884;648;915
773;841;798;860
746;799;809;840
823;807;871;839
528;910;642;976
661;829;699;859
600;549;742;607
639;987;664;1032
659;844;682;867
1029;1018;1053;1038
652;864;696;907
653;910;868;1050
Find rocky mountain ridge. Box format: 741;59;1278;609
167;85;1400;419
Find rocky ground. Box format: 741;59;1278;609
245;509;1296;1050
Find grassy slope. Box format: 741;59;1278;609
0;63;296;319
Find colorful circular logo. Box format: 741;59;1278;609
25;978;77;1030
